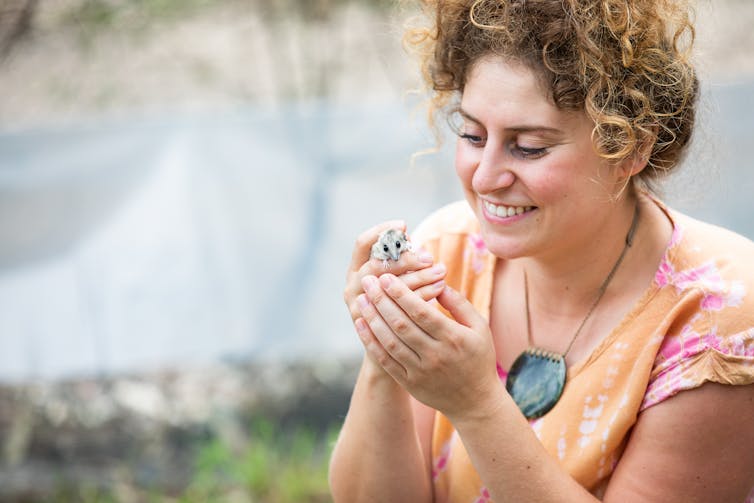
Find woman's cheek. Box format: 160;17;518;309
454;142;477;191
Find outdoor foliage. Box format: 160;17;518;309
184;419;337;503
45;419;339;503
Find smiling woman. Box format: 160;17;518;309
452;57;627;262
329;0;754;502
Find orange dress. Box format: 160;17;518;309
411;199;754;502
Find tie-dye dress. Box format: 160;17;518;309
410;198;754;502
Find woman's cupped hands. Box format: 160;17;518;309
345;221;501;424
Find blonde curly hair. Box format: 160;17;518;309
405;0;699;190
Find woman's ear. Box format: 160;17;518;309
611;128;656;200
619;127;657;178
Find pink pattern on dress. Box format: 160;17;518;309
432;436;454;481
496;362;507;381
653;218;744;311
643;321;754;409
655;257;744;312
466;233;489;274
473;486;492;503
643;218;752;409
655;314;722;363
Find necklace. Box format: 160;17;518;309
505;203;640;420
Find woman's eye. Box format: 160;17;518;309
459;133;485;147
514;145;547;159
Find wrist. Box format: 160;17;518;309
355;357;413;411
446;381;510;432
360;356;400;386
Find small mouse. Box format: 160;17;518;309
371;228;412;267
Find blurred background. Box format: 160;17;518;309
0;0;753;501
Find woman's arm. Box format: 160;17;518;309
603;381;754;502
329;357;434;503
329;222;443;502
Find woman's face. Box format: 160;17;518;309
455;56;628;261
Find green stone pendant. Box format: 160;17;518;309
505;348;567;420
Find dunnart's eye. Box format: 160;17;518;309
396;241;401;249
383;245;389;252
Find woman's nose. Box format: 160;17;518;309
472;147;516;194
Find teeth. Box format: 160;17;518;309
484;201;534;218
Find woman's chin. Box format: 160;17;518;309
477;232;531;261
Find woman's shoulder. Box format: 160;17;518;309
667;209;754;286
657;208;754;321
674;210;754;253
641;207;754;410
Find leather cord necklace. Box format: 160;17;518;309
505;203;641;419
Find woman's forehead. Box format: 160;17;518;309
461;60;577;126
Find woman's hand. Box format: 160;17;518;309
344;221;446;325
355;272;502;423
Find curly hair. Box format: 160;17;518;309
404;0;699;189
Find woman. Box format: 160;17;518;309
330;0;754;501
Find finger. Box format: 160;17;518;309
349;220;406;272
436;285;487;331
347;272;442;322
398;262;447;291
362;275;436;356
344;250;433;322
347;297;362;322
354;317;407;380
413;281;447;302
358;285;423;366
364;248;436;279
377;273;449;337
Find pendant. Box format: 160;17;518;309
505;347;567;420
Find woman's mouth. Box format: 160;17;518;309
483;200;536;218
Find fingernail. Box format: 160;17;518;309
355;320;369;343
431;263;446;275
357;294;369;309
361;276;377;290
433;280;445;289
355;318;367;332
418;252;434;264
379;274;393;288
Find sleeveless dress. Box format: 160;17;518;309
411;198;754;502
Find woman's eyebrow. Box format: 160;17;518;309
457;108;482;125
458;107;565;135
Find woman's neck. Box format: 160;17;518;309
515;194;642;320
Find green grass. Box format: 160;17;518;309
45;418;339;503
184;418;338;502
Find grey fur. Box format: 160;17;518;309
371;228;411;265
